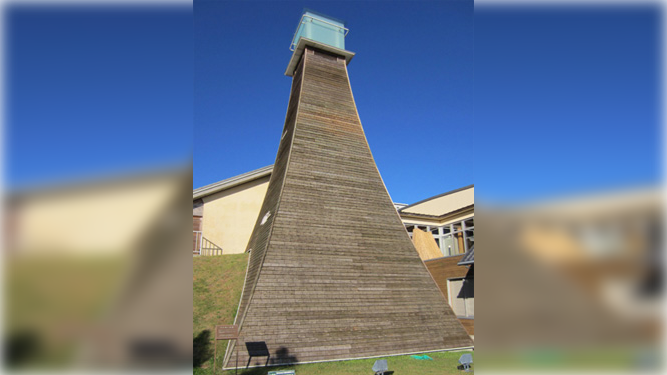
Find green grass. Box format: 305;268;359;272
5;256;128;368
477;347;661;371
194;253;249;371
193;254;473;375
220;350;473;375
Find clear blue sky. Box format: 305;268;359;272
194;0;474;204
5;3;660;205
5;4;192;189
474;4;661;204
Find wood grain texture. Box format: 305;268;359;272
412;228;444;260
424;257;474;338
193;217;202;231
458;318;474;336
423;255;471;302
223;47;472;369
216;325;239;340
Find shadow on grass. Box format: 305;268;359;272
5;330;42;368
457;364;474;372
193;330;213;368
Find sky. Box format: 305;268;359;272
475;4;662;204
4;4;193;189
4;2;661;205
194;1;661;205
194;0;474;205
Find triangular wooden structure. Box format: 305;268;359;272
223;45;472;369
412;228;445;261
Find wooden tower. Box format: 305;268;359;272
223;11;472;369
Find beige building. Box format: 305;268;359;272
398;185;475;259
502;187;662;324
7;170;186;256
396;186;475;337
192;165;272;255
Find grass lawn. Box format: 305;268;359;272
6;256;128;368
194;253;249;371
219;350;473;375
193;254;474;375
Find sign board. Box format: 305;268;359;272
213;324;239;373
268;370;295;375
215;325;238;340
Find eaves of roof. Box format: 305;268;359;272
398;204;474;221
398;184;474;214
193;165;273;200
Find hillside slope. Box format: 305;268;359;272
193;253;248;372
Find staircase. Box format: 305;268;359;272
192;231;223;256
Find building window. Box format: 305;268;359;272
404;216;474;257
448;277;474;318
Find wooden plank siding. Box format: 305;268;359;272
458;318;474;336
223;47;472;369
424;256;474;337
423;255;469;301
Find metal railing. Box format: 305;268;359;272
193;231;224;256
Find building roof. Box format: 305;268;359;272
193;165;273;200
458;246;474;265
511;185;661;220
399;184;474;218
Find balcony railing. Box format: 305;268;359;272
193;231;223;256
290;12;348;51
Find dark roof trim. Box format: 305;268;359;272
9;166;188;202
458;246;474;265
398;184;474;213
193;165;273;200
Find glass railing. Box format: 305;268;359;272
290;11;349;51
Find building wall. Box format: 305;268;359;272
424;255;474;337
404;209;475;259
424;255;469;300
10;173;182;255
200;176;269;254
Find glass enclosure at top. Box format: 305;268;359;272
291;11;348;51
